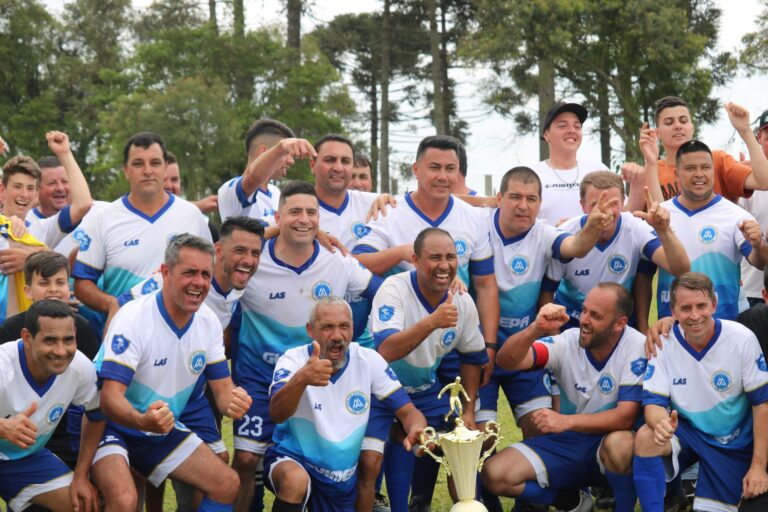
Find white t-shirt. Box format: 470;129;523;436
528;160;608;225
218;178;280;225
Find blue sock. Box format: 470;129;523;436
410;452;440;500
375;465;385;494
633;456;665;512
517;481;558;505
199;496;233;512
249;461;264;512
604;470;637;512
384;440;415;512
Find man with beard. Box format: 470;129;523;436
654;140;768;320
483;283;647;512
266;296;426;512
362;227;488;511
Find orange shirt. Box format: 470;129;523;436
657;150;753;202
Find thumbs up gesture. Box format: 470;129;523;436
300;341;333;387
429;291;459;330
0;402;39;448
653;409;679;446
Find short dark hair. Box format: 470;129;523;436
244;118;295;154
2;156;41;187
413;227;454;257
499;166;541;196
25;299;74;337
595;282;634;319
123;132;167;165
24;251;70;286
669;272;715;310
220;216;265;240
654;96;689;124
165;151;178;165
37;156;62;170
164;233;215;268
675;140;712;168
415;135;461;163
353;153;372;169
278;181;317;208
314;134;355;159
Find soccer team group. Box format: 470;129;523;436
1;95;768;512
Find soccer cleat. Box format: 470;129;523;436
556;490;595;512
373;492;391;512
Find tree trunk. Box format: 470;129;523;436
208;0;218;35
428;0;446;134
439;0;451;135
379;0;391;193
287;0;301;52
233;0;244;38
370;80;379;192
538;56;555;160
597;69;611;166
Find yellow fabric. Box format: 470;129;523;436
0;215;46;313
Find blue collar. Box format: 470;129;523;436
672;194;722;217
258;186;273;198
410;270;449;314
122;193;175;223
585;328;625;372
31;208;46;220
673;318;722;361
493;208;531;245
155;291;194;339
268;237;320;275
18;340;57;397
404;192;453;227
211;276;230;299
318;192;350;216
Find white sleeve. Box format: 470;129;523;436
72;353;100;412
73;209;106;274
456;296;485;354
371;279;407;337
368;350;404;399
352;215;392;252
343;254;374;295
269;348;306;395
218;177;255;220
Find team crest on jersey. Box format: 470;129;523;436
385;366;398;381
441;329;457;347
47;403;65;424
510;256;529;275
189;350;207;375
712;371;732;392
111;335;130;355
631;358;648;377
351;222;371;240
273;368;291;382
757;355;768;372
644;364;655;381
345;391;369;415
312;282;332;300
73;229;91;251
454;239;468;257
141;278;159;295
598;373;616;394
608;254;628;274
378;305;395;322
698;226;717;244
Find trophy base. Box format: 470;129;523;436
450;499;488;512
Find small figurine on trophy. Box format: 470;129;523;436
420;379;502;511
439;376;470;424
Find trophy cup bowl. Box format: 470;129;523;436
419;420;501;511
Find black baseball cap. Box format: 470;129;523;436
759;109;768;131
542;102;588;133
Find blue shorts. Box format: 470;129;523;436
513;431;607;489
667;418;752;512
264;448;355;512
436;351;460;385
233;390;274;455
0;448;72;511
477;368;552;423
180;393;224;452
93;423;202;487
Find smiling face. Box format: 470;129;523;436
22;315;76;380
657;105;694;152
162;246;213;316
39;165;69;215
124;143;167;199
217;229;263;291
413;231;457;296
671;286;717;343
578;287;625;351
1;172;39;218
543;112;583;156
25;268;70;302
311;141;354;197
497;179;541;236
676;150;715;205
275;193;319;246
413;148;459;202
306;302;353;372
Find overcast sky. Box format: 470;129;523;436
42;0;768;193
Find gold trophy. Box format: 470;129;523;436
419;377;502;512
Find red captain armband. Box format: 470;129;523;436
531;343;550;370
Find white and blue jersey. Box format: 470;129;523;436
235;239;379;391
269;343;409;493
352;193;494;284
370;271;488;409
0;342;99;460
643;319;768;450
25;206;77;250
218;178;280;225
94;292;229;436
658;195;753;320
531;326;647;414
548;212;660;323
27;201;111;257
72;194;212;299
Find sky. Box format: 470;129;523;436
41;0;768;193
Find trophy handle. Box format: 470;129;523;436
418;427;450;476
477;421;502;473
